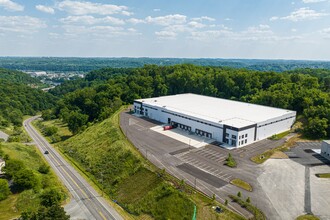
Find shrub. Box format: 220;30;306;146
38;165;50;174
0;179;11;201
237;191;241;197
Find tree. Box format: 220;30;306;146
3;159;25;178
67;111;88;134
304;117;328;139
246;197;251;203
20;204;70;220
224;199;228;206
0;179;11;201
40;188;64;207
44;126;58;137
13;169;40;190
237;191;241;197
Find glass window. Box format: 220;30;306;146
245;134;248;138
232;135;237;139
226;133;229;137
245;139;247;144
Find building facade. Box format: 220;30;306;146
134;94;296;148
321;140;330;160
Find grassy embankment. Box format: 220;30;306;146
251;133;299;164
36;107;246;220
0;143;68;220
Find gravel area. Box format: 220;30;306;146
258;159;305;220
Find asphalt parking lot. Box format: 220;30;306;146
285;142;330;166
121;111;285;182
120;111;329;219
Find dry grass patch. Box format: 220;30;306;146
270;151;289;159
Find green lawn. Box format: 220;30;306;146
315;173;330;178
0;194;20;220
269;130;291;140
296;214;320;220
230;179;253;192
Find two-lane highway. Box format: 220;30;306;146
24;116;123;220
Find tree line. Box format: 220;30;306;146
47;64;330;139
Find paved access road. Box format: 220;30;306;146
24;116;123;220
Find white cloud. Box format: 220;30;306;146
60;15;125;25
153;9;160;12
155;31;177;39
56;0;132;16
36;5;55;14
320;27;330;38
191;16;215;22
0;16;46;33
0;0;24;11
60;24;140;38
188;21;206;29
270;7;328;21
302;0;327;3
127;18;146;24
145;14;187;26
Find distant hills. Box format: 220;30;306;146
1;57;330;72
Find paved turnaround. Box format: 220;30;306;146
24;116;123;220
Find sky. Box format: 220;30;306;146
0;0;330;60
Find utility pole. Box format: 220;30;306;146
100;172;104;197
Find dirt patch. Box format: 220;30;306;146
270;151;288;159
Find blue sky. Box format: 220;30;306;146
0;0;330;59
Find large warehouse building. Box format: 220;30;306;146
133;93;296;147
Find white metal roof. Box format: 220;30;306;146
136;93;295;128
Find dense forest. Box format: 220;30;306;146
1;57;330;72
47;64;330;139
0;70;56;126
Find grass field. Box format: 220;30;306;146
230;179;253;192
38;107;245;220
0;143;68;220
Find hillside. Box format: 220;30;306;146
0;68;56;127
0;68;42;85
54;108;244;220
56;108;195;219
